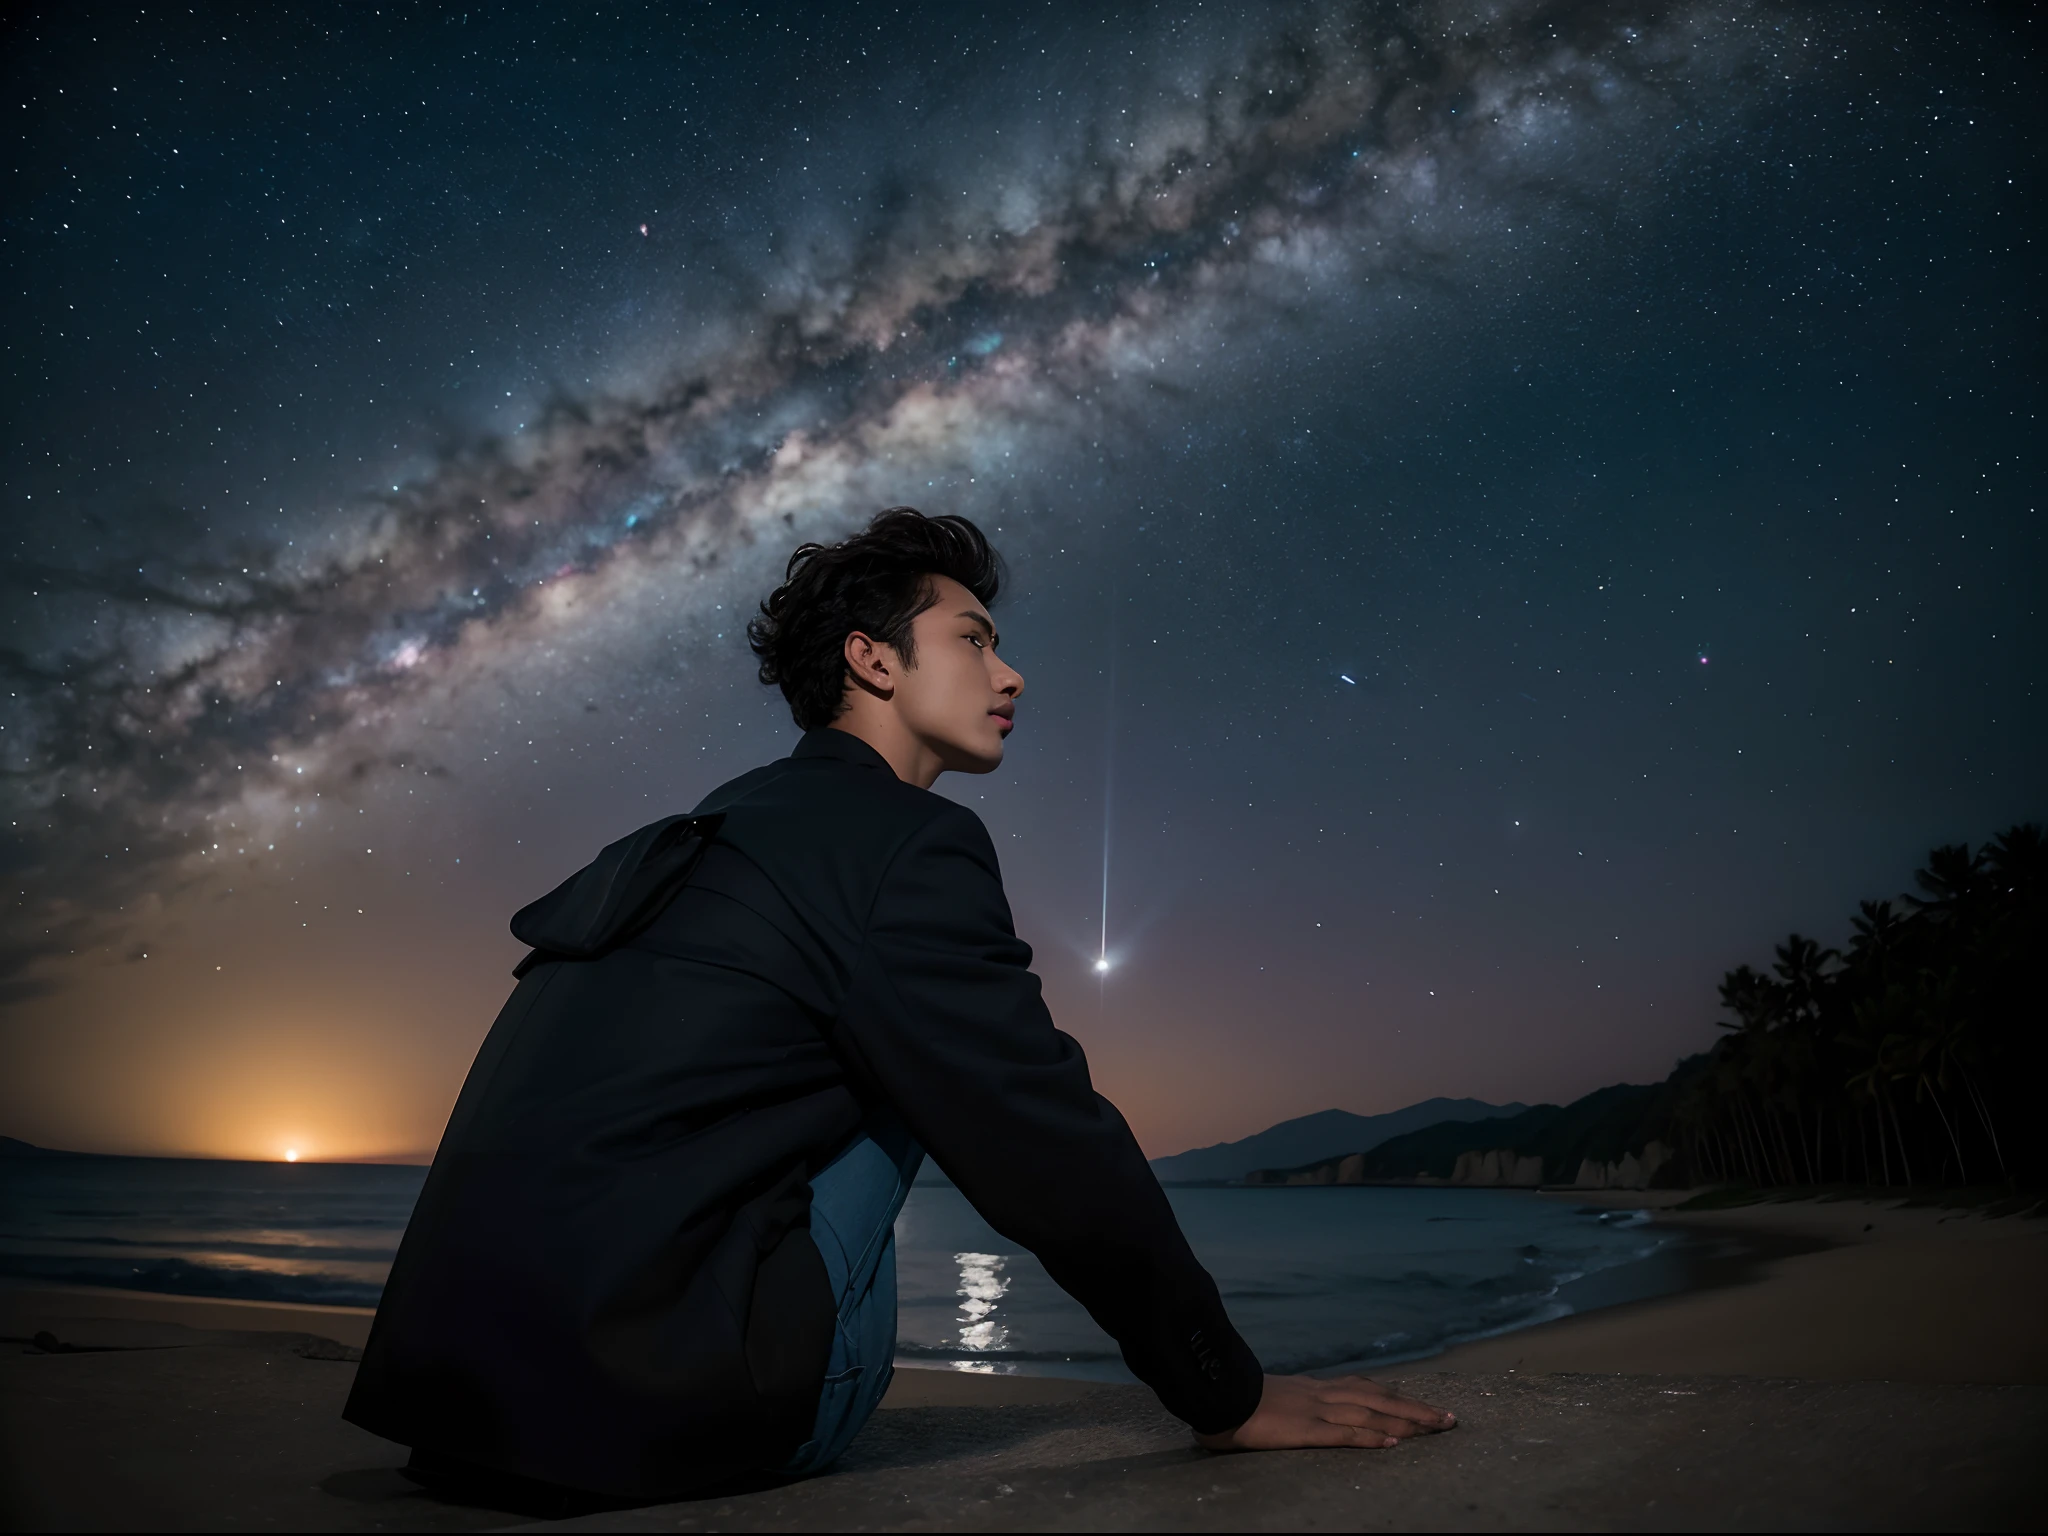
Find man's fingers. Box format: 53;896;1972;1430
1198;1375;1457;1454
1304;1382;1397;1413
1370;1393;1456;1427
1313;1403;1429;1438
1343;1423;1404;1449
1294;1419;1374;1448
1313;1382;1438;1413
1310;1378;1456;1428
1290;1418;1401;1450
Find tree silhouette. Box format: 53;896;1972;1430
1668;823;2042;1192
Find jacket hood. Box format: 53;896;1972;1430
510;813;723;962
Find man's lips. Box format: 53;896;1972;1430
992;706;1014;733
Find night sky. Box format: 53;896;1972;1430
4;2;2041;1162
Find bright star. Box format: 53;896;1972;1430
1094;957;1111;973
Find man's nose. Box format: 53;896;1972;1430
996;658;1024;698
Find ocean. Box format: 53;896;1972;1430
1;1155;1693;1375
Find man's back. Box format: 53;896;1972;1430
344;730;1260;1497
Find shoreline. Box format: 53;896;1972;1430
8;1184;2034;1387
0;1283;380;1345
3;1192;2042;1530
7;1191;2042;1391
0;1187;1800;1387
1316;1202;1828;1379
1424;1188;2048;1383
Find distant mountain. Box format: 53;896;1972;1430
1243;1063;1710;1189
1148;1098;1529;1184
0;1136;75;1158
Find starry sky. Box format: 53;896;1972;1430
3;1;2041;1162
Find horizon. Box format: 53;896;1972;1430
0;1086;1551;1163
3;2;2040;1164
0;1063;1797;1165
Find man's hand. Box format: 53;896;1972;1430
1196;1373;1456;1452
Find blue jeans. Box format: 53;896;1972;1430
778;1112;925;1477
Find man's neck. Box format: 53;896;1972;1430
828;712;943;789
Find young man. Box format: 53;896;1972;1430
344;508;1452;1502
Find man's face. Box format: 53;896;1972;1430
891;574;1025;774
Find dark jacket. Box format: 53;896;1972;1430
343;729;1262;1497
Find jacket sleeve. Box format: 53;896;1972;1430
830;801;1264;1434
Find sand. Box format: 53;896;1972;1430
1;1193;2042;1531
1430;1191;2048;1382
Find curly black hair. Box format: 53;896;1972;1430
747;507;1005;731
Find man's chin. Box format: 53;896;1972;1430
944;740;1006;776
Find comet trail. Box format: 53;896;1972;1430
1097;599;1117;979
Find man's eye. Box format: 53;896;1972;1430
968;634;985;647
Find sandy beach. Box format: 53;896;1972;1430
2;1192;2042;1531
1430;1190;2048;1383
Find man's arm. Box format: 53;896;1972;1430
830;802;1263;1435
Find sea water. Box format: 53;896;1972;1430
0;1157;1674;1374
0;1156;420;1308
895;1182;1670;1378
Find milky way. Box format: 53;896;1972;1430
5;0;1809;983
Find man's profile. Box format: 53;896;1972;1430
342;507;1452;1502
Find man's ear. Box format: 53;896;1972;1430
843;630;896;698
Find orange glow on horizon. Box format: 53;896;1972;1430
283;1148;300;1162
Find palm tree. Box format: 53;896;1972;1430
1771;934;1835;1182
1893;971;1971;1183
1848;986;1920;1186
1982;823;2046;898
1918;973;2007;1181
1847;899;1907;974
1689;824;2043;1194
1908;842;1986;922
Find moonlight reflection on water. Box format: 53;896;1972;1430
952;1251;1012;1372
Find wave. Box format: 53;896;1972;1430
893;1343;1123;1365
0;1232;400;1263
896;1285;1578;1377
1589;1207;1656;1228
1267;1299;1578;1377
0;1254;384;1308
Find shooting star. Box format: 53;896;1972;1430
1097;596;1117;977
